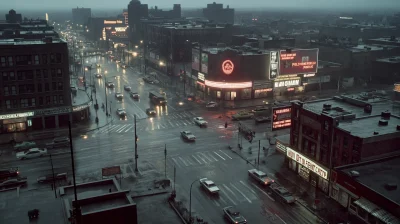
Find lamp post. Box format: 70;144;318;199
105;76;108;116
189;178;199;223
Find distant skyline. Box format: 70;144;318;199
3;0;400;11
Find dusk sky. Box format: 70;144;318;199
4;0;400;10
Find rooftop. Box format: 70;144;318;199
339;155;400;206
0;37;65;45
376;56;400;64
200;46;269;55
369;37;400;43
349;44;399;53
153;23;226;30
318;60;342;69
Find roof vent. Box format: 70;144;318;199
349;170;360;177
384;183;397;191
323;104;332;110
378;120;388;126
381;110;391;119
373;131;379;135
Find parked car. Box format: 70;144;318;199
130;92;140;99
269;183;295;204
16;148;48;160
0;177;27;189
254;116;271;124
223;206;247;224
46;137;70;149
146;108;156;115
143;76;154;84
14;141;37;151
232;111;253;120
193;117;208;127
37;173;67;183
199;178;219;194
205;101;218;108
123;85;131;91
248;169;274;186
0;168;19;180
180;131;196;141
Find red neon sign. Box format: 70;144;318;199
222;60;234;75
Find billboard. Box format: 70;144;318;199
192;49;200;71
201;53;208;74
269;51;279;80
279;49;318;75
272;105;292;131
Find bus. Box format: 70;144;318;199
149;91;167;105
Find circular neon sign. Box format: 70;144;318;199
222;60;234;75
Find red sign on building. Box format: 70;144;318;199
222;60;234;75
279;49;318;75
272;105;292;131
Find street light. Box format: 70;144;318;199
189;178;199;223
159;61;164;66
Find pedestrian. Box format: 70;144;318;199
225;121;228;128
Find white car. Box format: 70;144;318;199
199;178;219;194
193;117;208;127
206;101;218;108
181;131;196;141
16;148;48;160
248;169;274;186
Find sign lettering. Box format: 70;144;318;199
35;107;71;116
274;79;300;88
0;112;34;120
272;106;292;131
198;72;205;81
286;147;328;179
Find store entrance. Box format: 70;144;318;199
1;118;27;133
224;91;237;101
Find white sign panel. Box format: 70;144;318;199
286;147;328;179
0;112;34;120
198;72;205;81
274;79;300;88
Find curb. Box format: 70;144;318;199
82;117;114;134
131;189;168;198
168;200;188;224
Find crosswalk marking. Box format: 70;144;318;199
198;152;213;162
213;152;225;160
125;126;134;132
239;181;257;195
179;157;189;166
222;184;241;202
230;183;252;203
219;150;232;159
196;153;208;164
220;190;237;205
171;158;181;168
191;155;202;164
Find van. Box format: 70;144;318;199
46;137;70;149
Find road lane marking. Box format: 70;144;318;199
191;155;202;164
195;153;208;164
220;191;237;205
178;157;189;166
160;124;165;129
199;152;214;162
250;183;275;201
275;214;287;224
171;158;181;168
157;124;160;129
125;126;134;132
182;121;187;125
185;157;194;166
212;200;220;207
222;184;240;202
230;183;252;203
239;181;257;195
213;152;225;160
177;114;183;118
219;196;228;205
206;152;218;162
116;124;128;132
218;150;232;159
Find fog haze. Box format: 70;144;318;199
4;0;400;10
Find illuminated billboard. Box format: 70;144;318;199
279;49;318;75
269;51;279;80
201;53;208;74
192;49;200;71
272;105;292;131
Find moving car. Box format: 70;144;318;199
37;172;67;183
269;183;295;204
115;60;121;64
143;76;154;84
252;106;270;117
205;101;218;108
0;177;27;189
193;117;208;127
95;73;102;78
146;108;156;116
16;148;48;160
121;64;128;69
130;92;140;99
232;111;253;120
46;137;70;149
115;92;124;100
0;168;19;180
124;85;131;91
248;169;274;186
180;131;196;141
116;108;127;119
13;141;37;151
254;116;271;124
199;178;219;194
223;206;247;224
106;81;115;88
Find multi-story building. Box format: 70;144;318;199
149;4;181;19
127;0;148;47
285;93;399;195
203;2;234;24
0;19;58;40
5;9;22;23
72;7;91;26
0;37;73;133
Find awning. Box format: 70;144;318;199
371;208;400;224
354;197;379;213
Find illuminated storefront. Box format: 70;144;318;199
0;112;34;133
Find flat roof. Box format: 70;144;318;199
81;194;130;213
349;44;399;53
339;156;400;206
153;24;225;30
376;56;400;64
369;37;400;43
0;38;65;45
63;180;117;199
201;46;269;55
337;114;400;138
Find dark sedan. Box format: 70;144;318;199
37;173;67;183
0;177;27;189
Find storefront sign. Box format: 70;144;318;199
287;87;295;91
272;106;292;131
205;80;252;89
279;49;319;75
0;111;34;120
222;60;234;75
303;73;315;77
73;101;92;112
269;51;279;80
198;72;205;81
35;107;71;116
104;20;123;24
274;78;300;88
286;147;328;179
276;141;287;153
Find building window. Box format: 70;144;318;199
46;96;51;105
53;95;58;104
30;98;36;107
11;85;17;95
0;56;6;67
8;56;13;66
52;82;57;91
12;99;17;108
50;53;62;63
9;72;15;80
34;55;40;65
42;54;48;64
45;83;50;92
16;55;32;66
51;68;56;78
58;82;63;90
20;99;29;108
36;70;41;79
5;100;11;109
39;97;43;106
2;72;8;81
57;68;62;77
43;69;48;79
19;85;26;94
37;83;42;92
59;95;64;104
241;88;251;99
4;86;10;96
17;71;24;80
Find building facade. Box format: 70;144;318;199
72;7;91;26
5;9;22;23
128;0;148;47
0;37;84;134
149;4;181;19
203;2;234;24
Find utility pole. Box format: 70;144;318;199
257;140;261;168
105;77;108;116
68;121;81;224
49;154;57;198
134;115;138;172
164;144;167;178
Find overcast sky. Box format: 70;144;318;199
3;0;400;10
